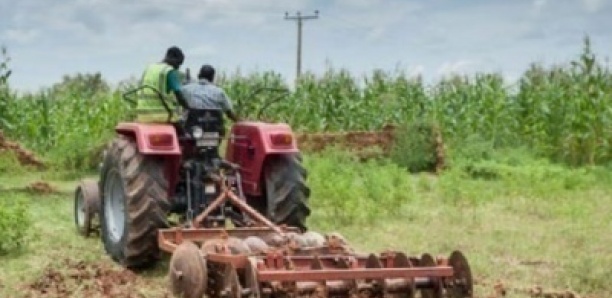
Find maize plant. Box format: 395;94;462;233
3;37;611;169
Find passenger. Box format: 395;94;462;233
135;46;190;123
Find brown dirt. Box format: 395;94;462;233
0;130;46;169
25;181;58;195
296;124;446;173
23;259;170;298
477;279;584;298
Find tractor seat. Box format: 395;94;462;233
181;108;225;139
179;108;225;161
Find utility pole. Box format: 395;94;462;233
285;10;319;82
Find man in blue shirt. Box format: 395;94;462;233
181;65;239;122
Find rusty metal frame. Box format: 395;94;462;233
157;168;472;296
256;267;453;282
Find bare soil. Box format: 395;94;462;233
23;259;170;298
477;279;583;298
25;181;58;195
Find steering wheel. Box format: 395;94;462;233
235;87;291;121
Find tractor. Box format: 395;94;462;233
74;85;473;298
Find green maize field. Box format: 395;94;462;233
0;38;610;171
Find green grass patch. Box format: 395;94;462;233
0;150;25;174
0;193;30;255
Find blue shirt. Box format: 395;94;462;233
180;79;233;112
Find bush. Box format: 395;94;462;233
390;120;443;173
0;197;31;255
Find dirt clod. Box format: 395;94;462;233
25;181;57;194
479;279;583;298
23;259;168;298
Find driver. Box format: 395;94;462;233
135;46;191;123
180;64;239;122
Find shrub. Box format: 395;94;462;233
390;120;443;173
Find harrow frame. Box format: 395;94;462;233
158;184;473;298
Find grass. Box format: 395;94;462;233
0;152;611;297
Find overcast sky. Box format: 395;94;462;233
1;0;610;91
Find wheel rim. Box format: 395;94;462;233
75;189;86;228
104;170;125;243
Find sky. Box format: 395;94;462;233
0;0;611;92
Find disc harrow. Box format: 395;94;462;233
159;187;473;298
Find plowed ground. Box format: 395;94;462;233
23;259;151;298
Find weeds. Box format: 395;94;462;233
304;148;415;226
0;195;31;255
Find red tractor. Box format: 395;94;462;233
81;86;309;268
74;86;473;298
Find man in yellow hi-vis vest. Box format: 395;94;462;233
136;46;190;123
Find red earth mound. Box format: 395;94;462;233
0;130;46;169
296;125;396;154
296;125;445;172
25;181;58;194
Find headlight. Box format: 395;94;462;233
192;127;203;139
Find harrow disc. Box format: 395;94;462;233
445;251;473;298
419;253;443;298
390;252;416;298
211;263;243;298
168;241;207;298
244;257;261;298
74;179;100;237
244;236;270;254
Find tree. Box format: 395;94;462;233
51;72;110;98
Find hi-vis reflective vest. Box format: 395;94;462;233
136;63;179;122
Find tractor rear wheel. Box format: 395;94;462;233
99;135;171;269
264;154;311;231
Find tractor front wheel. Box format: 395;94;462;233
99;135;171;269
264;154;311;231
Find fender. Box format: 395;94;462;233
115;122;181;155
115;122;182;198
225;121;299;196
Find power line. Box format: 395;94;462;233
284;10;319;82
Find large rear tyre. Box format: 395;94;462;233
264;154;311;231
99;135;171;269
